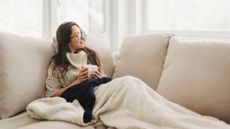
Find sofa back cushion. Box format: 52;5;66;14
0;32;54;118
112;34;172;90
85;33;115;77
157;37;230;123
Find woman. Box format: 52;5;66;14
46;21;106;98
43;21;230;128
45;21;112;123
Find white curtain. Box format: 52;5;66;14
0;0;42;37
146;0;230;31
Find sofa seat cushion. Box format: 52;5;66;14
0;32;54;118
0;112;94;129
157;37;230;123
112;34;172;90
0;112;37;129
17;121;94;129
0;112;104;129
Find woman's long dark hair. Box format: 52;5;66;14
52;21;101;74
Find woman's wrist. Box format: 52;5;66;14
54;87;66;96
55;78;81;96
67;79;80;88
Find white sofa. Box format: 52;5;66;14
0;32;229;129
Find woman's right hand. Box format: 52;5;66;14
71;67;89;86
54;67;89;96
76;67;89;83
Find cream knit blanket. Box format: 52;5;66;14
26;76;230;129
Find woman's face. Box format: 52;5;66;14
68;25;86;52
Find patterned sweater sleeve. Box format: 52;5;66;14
45;61;62;97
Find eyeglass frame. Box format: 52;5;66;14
70;31;86;40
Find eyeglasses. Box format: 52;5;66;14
70;31;86;40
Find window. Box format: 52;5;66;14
145;0;230;32
0;0;104;38
58;0;104;33
0;0;42;37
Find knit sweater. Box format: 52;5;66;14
45;50;106;97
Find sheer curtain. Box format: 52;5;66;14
0;0;42;37
0;0;104;38
57;0;104;33
145;0;230;31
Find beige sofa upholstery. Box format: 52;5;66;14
0;32;229;129
0;32;54;119
0;112;93;129
0;32;114;129
157;37;230;123
112;34;172;90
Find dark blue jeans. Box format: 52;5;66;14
60;77;111;123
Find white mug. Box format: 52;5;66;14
83;64;98;77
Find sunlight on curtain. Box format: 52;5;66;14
0;0;42;37
146;0;230;31
58;0;104;33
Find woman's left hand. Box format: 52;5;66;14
90;67;102;79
